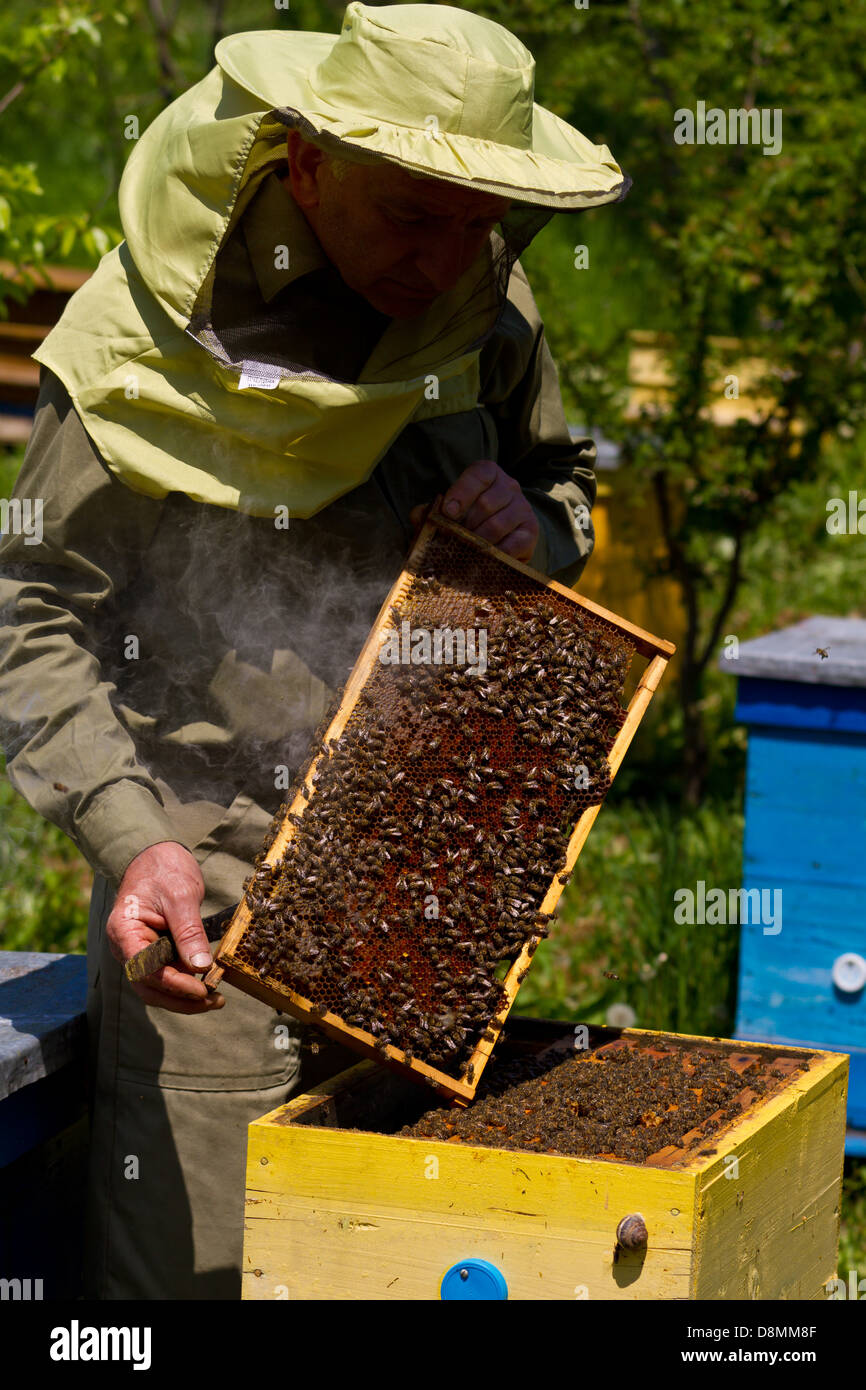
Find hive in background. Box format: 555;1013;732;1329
206;515;675;1102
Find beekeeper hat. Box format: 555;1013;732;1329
215;1;631;210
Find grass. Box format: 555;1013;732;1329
517;794;742;1039
840;1161;866;1278
2;447;94;950
0;754;91;954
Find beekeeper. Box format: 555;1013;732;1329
0;2;629;1298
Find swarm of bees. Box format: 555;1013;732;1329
399;1041;778;1162
234;530;635;1080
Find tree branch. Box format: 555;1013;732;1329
696;526;744;675
146;0;182;102
0;15;104;120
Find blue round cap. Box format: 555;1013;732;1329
440;1258;508;1300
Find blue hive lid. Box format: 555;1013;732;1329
719;616;866;688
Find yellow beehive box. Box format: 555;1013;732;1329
242;1020;848;1301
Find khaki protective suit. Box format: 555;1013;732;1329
0;40;599;1299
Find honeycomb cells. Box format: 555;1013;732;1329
232;527;635;1080
397;1043;779;1163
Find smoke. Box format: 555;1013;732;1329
105;484;408;812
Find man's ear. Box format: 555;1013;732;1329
286;131;326;208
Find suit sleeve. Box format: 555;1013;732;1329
0;367;182;887
479;258;597;586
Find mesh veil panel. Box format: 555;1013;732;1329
187;112;561;386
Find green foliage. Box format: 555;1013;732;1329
840;1160;866;1272
0;0;321;297
516;0;866;799
0;3;127;295
0;754;90;953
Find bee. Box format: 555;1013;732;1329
603;970;619;980
815;647;830;659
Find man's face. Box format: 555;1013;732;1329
287;134;512;318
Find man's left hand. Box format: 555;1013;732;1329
410;460;539;562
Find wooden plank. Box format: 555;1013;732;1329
0;259;90;294
692;1051;847;1298
0;321;49;343
0;416;32;445
243;1124;696;1301
0;353;40;387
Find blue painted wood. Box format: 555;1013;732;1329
734;730;866;1057
0;954;89;1194
740;728;866;882
728;626;866;1144
0;1064;86;1166
736;936;866;1054
0;952;89;1297
735;677;866;734
847;1130;866;1158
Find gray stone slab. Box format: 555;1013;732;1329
0;951;87;1101
719;616;866;686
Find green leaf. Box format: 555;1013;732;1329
58;221;77;259
67;16;102;46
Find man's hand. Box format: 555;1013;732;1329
106;842;226;1014
410;460;539;562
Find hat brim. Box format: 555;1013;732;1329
216;31;631;211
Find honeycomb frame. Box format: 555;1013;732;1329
205;514;675;1103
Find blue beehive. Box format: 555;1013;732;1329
722;616;866;1155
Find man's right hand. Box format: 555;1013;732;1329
106;841;226;1014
